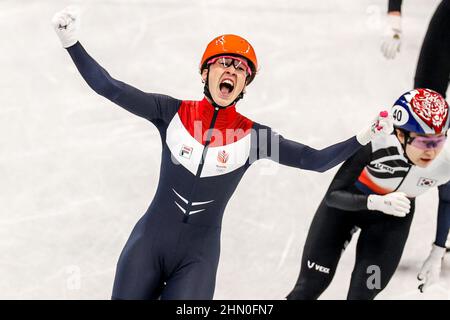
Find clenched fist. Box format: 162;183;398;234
52;6;80;48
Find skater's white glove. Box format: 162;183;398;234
356;111;394;145
52;6;80;48
380;14;402;60
417;244;446;293
367;192;411;217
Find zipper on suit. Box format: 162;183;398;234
183;107;220;223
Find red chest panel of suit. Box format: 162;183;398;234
177;98;253;147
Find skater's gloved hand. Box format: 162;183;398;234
380;13;402;60
417;244;446;293
367;192;411;217
52;6;80;48
356;111;394;145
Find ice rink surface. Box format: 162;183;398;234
0;0;449;299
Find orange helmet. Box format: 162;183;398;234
200;34;258;84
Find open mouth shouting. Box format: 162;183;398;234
218;77;235;99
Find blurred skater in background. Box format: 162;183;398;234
381;0;449;98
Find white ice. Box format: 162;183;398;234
0;0;448;299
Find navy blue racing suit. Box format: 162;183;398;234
66;42;363;299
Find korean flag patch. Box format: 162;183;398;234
417;177;437;188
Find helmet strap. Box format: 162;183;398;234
202;67;246;109
397;129;414;165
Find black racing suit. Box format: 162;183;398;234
287;137;450;300
287;145;415;300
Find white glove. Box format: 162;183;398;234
367;192;411;217
356;111;394;145
417;244;446;293
52;6;81;48
380;14;402;60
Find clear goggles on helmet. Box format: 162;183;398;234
207;55;252;76
407;134;447;150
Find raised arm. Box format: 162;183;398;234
66;42;180;122
253;112;393;173
273;133;362;173
52;7;180;123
